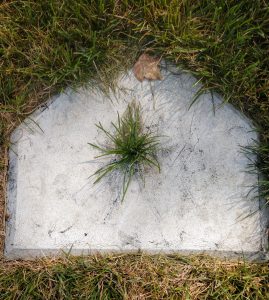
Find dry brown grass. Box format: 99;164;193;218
0;254;268;299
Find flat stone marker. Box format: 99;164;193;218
5;65;268;260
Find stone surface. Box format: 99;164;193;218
5;64;268;260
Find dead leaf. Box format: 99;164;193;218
133;53;162;82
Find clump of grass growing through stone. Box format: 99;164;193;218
89;102;160;201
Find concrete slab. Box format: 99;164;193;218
5;64;268;260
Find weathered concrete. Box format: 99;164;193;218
5;64;268;260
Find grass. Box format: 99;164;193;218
243;141;269;202
0;254;268;299
89;101;160;201
0;0;269;297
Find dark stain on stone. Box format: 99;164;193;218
103;197;119;224
60;225;73;234
5;213;10;221
179;230;186;242
40;103;50;112
8;178;16;192
119;231;141;248
48;229;53;237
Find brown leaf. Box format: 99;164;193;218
133;53;162;82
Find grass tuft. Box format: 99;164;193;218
244;140;269;204
89;101;160;201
